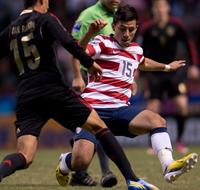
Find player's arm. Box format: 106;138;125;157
72;20;107;92
139;57;186;72
71;58;86;92
70;22;87;92
45;13;93;69
71;22;87;92
45;14;102;80
79;19;107;49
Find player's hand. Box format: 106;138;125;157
168;60;186;71
72;76;86;93
88;19;107;35
88;62;102;81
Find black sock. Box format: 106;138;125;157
65;152;73;170
175;115;186;142
96;142;110;175
96;128;138;182
0;153;27;179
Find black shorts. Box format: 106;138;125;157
15;86;92;138
146;72;187;100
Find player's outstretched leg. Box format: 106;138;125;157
164;153;198;183
127;179;159;190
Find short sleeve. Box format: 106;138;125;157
87;35;104;59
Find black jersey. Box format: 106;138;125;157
0;10;93;102
140;17;198;64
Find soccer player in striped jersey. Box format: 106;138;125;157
56;5;198;190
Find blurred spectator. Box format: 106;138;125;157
121;0;149;21
138;0;199;154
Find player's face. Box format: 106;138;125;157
113;20;138;47
152;0;170;19
101;0;121;12
41;0;49;13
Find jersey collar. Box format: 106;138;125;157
110;34;131;49
20;9;33;16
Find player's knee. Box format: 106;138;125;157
157;116;166;128
85;119;106;135
84;109;107;134
72;154;90;170
146;110;166;129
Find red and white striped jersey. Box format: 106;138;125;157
81;34;145;109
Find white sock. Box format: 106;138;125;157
151;132;174;172
59;152;71;174
158;149;174;172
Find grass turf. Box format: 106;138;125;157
0;146;199;190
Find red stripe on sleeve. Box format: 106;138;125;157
87;44;96;57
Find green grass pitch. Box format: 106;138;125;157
0;146;199;190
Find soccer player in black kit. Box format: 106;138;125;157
139;0;199;154
0;0;147;189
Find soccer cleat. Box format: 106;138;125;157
164;153;198;183
137;179;159;190
55;154;70;186
127;179;159;190
56;164;70;186
100;171;118;187
69;171;97;186
127;180;146;190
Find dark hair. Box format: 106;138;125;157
113;5;138;24
24;0;38;9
